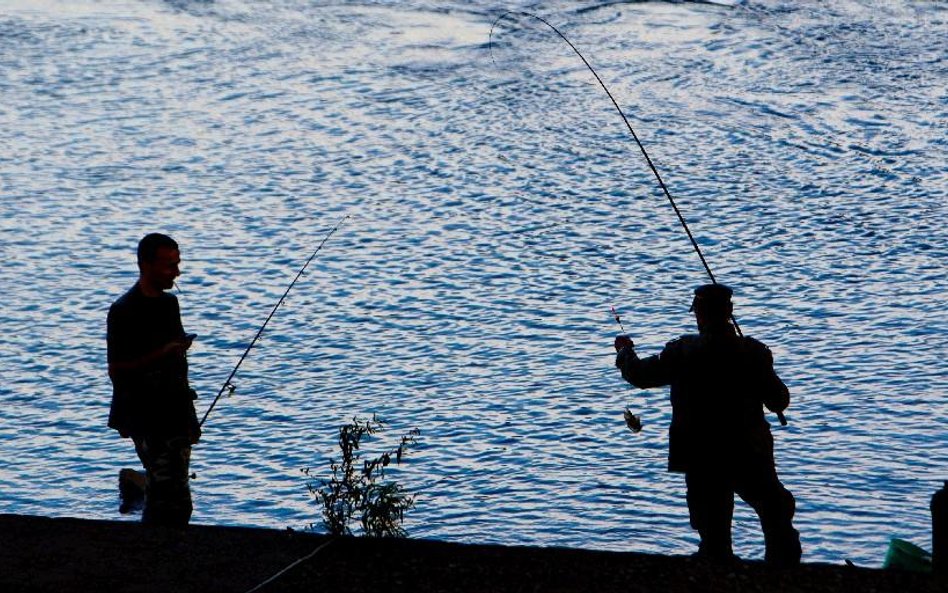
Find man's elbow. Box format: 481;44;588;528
620;368;658;389
764;383;790;413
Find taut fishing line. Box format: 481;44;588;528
489;11;787;426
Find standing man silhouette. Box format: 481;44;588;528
108;233;200;526
614;284;801;565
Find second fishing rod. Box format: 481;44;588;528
491;12;787;426
198;214;349;428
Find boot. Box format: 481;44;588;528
764;528;802;568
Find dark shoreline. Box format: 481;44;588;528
0;514;940;593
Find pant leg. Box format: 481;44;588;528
734;464;801;566
686;470;735;560
134;436;193;527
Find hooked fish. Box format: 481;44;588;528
624;407;642;433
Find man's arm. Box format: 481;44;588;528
754;342;790;413
614;336;674;389
107;339;192;378
106;304;192;380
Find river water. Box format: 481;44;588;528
1;0;945;566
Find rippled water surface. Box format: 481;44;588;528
1;0;945;566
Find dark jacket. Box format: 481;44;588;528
107;283;197;439
616;324;789;473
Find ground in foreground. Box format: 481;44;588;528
0;514;941;593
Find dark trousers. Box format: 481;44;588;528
685;463;801;565
133;435;193;526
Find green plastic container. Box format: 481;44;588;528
883;538;933;573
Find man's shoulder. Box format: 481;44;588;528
110;283;139;312
667;334;700;348
739;336;776;365
110;283;178;311
662;334;699;355
741;336;771;352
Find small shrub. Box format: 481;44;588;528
304;415;419;537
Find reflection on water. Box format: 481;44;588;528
0;0;945;566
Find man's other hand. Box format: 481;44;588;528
162;337;193;357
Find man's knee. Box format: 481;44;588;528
764;484;796;524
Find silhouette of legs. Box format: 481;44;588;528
134;436;193;527
686;464;800;566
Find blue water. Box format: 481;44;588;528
1;0;945;567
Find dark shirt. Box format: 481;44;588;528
616;324;789;473
107;282;196;438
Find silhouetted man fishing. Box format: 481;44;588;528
107;233;200;526
614;284;801;566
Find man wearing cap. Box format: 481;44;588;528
613;284;801;566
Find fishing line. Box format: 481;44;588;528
242;537;337;593
489;11;721;300
490;12;787;426
612;306;644;433
610;305;626;334
199;214;350;428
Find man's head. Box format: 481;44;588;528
137;233;180;293
690;283;733;329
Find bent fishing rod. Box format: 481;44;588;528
199;214;349;427
490;12;787;426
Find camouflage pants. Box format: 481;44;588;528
133;435;193;526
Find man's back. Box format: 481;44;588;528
663;331;787;472
617;325;788;473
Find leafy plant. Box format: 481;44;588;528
304;415;419;537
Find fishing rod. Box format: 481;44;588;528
490;12;787;426
199;214;350;428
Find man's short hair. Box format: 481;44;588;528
137;233;178;264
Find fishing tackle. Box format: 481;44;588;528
610;305;626;334
612;306;642;433
199;214;349;427
490;12;787;426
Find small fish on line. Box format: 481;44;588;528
624;407;642;433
